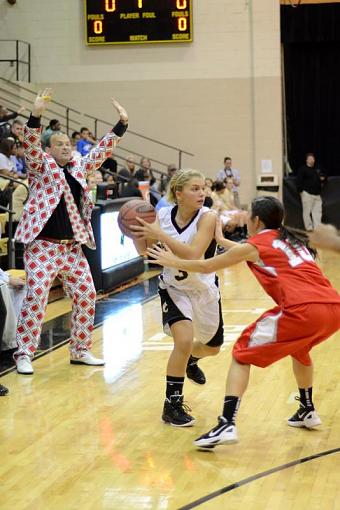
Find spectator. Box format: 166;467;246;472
135;156;154;182
120;178;143;198
41;119;61;149
125;155;136;177
216;156;241;208
0;138;17;174
203;177;214;208
12;143;26;177
211;180;247;239
135;157;160;206
0;105;25;141
159;163;177;194
10;120;24;145
94;170;104;184
76;127;96;156
86;174;97;203
155;186;172;211
70;131;82;158
104;173;115;183
296;153;326;232
0;168;15;210
117;154;136;183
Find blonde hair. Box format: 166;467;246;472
166;169;205;204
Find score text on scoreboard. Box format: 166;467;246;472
85;0;193;46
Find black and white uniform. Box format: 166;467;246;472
158;205;224;347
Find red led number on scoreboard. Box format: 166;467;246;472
93;20;103;34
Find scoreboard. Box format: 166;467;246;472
85;0;193;45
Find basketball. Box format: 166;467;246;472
118;199;156;238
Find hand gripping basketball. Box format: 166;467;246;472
118;199;156;239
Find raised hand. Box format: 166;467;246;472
111;98;128;125
32;88;53;117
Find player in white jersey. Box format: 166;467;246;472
132;169;224;427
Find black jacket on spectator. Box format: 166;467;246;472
296;165;325;195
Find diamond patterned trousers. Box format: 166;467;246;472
14;239;96;360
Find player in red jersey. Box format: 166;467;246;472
147;196;340;448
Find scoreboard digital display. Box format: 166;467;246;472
85;0;193;45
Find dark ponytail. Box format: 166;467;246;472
251;196;317;258
278;225;317;259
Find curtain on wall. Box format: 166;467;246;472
281;4;340;175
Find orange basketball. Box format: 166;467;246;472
118;199;156;238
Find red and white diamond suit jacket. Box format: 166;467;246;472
15;126;120;249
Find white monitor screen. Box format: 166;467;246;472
101;211;140;270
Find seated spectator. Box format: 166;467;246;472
155;191;172;211
0;138;17;174
120;178;143;199
86;174;97;203
135;156;154;182
77;126;96;156
104;173;115;184
12;143;26;177
204;177;214;207
216;156;241;208
135;156;161;206
0;105;25;141
10;120;24;145
41;119;61;149
70;131;82;158
94;170;104;184
211;180;247;239
159;163;177;194
117;155;136;184
0;169;14;210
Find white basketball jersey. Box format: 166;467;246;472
158;205;216;291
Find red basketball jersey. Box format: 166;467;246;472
246;229;340;307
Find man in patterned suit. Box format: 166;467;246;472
14;89;128;374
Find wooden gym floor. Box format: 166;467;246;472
0;252;340;509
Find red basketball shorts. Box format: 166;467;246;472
233;302;340;367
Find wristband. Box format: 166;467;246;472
112;120;128;137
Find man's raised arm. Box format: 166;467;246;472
23;88;53;175
82;97;129;174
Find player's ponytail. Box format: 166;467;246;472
167;169;205;204
251;196;316;258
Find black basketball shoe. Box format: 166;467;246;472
193;416;238;449
162;395;196;427
287;398;321;429
0;384;9;396
186;361;206;385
